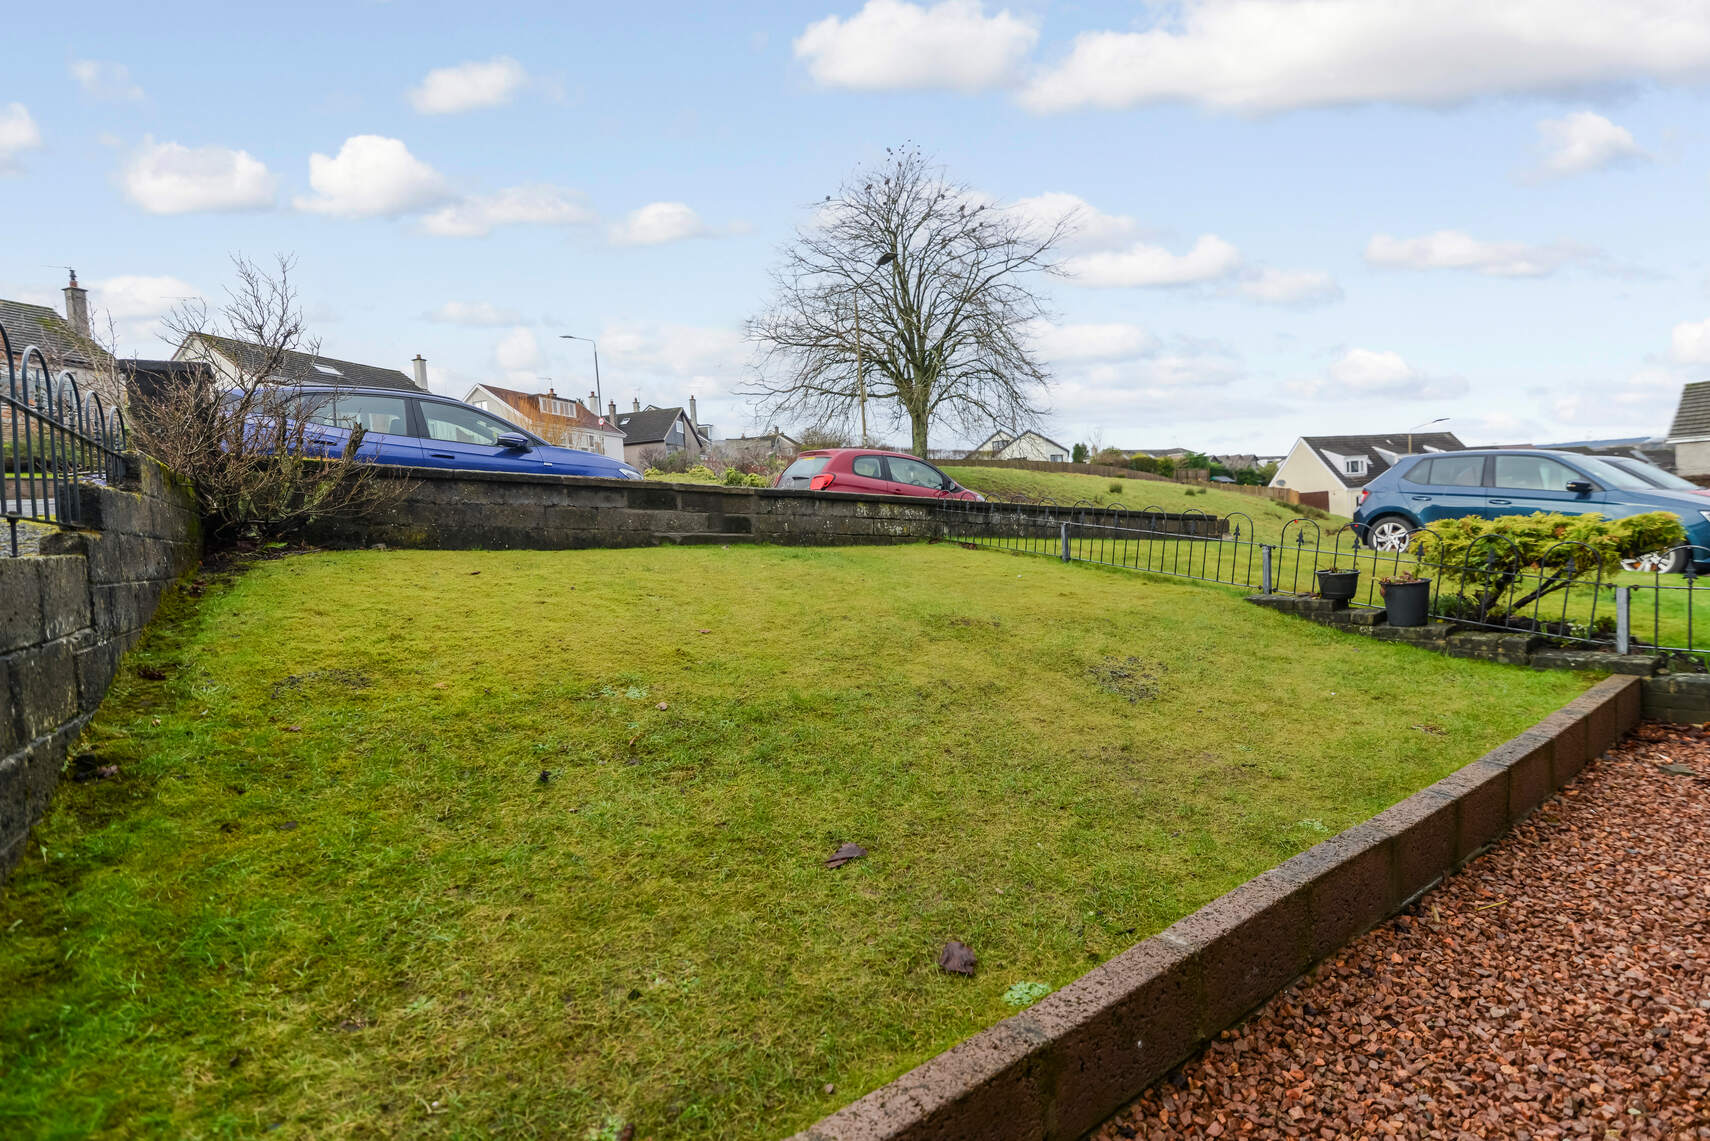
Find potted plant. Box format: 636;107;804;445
1379;571;1432;628
1315;566;1360;602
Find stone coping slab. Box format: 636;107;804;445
789;675;1639;1141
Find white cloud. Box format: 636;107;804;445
1365;230;1583;277
1065;234;1242;288
1021;0;1710;114
295;135;451;218
90;275;199;321
1671;317;1710;363
121;137;277;214
1008;191;1138;251
0;103;43;172
795;0;1038;92
1234;267;1342;305
1533;111;1648;178
609;201;710;245
1030;320;1156;364
421;184;596;237
428;301;523;326
495;326;542;374
1296;347;1469;400
409;56;529;114
70;60;144;102
602;321;746;379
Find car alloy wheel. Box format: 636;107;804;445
1368;518;1413;552
1620;547;1688;575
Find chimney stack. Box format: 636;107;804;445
689;395;698;426
633;397;641;412
63;269;90;339
411;354;427;389
608;400;617;420
588;390;597;409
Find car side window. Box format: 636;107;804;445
852;455;883;478
1429;455;1485;488
304;393;411;435
1401;459;1433;485
1492;455;1582;492
888;457;944;488
419;401;518;445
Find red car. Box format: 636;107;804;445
775;449;985;500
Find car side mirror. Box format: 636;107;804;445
495;432;531;450
1566;480;1593;495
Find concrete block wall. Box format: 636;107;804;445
0;457;199;882
793;676;1640;1141
298;467;1220;552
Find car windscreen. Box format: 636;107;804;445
1613;458;1698;490
1570;454;1656;491
779;456;831;482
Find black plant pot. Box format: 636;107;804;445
1382;578;1432;628
1316;569;1360;602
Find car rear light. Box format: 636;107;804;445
809;472;835;491
1357;489;1369;506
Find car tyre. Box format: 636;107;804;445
1366;516;1414;552
1620;546;1690;575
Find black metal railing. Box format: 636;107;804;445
937;497;1710;665
2;320;127;555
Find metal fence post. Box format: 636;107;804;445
1615;585;1630;655
1261;545;1274;594
1061;522;1070;563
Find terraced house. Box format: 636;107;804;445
463;384;626;460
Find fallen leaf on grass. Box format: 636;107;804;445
656;702;669;711
283;725;302;733
432;681;449;690
137;665;167;681
825;842;866;869
938;941;977;976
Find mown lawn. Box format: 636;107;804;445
0;545;1590;1140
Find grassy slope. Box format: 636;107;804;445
941;465;1350;546
0;546;1587;1140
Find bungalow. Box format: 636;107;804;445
464;384;625;460
1;272;117;405
172;333;426;392
713;427;801;461
1269;431;1465;516
613;397;710;466
1667;382;1710;479
966;428;1073;462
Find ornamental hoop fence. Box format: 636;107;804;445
2;318;128;556
929;496;1710;668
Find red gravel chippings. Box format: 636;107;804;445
1095;722;1710;1140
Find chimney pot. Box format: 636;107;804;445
411;354;427;389
63;269;91;339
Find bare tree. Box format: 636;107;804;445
135;254;406;544
745;147;1069;458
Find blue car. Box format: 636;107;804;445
281;384;644;480
1350;448;1710;573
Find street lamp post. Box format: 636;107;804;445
851;252;894;448
560;335;602;418
1407;417;1449;455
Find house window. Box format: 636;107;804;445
542;398;573;417
311;363;342;377
1049;453;1065;462
1345;458;1366;475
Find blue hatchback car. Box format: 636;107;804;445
281;384;645;480
1350;448;1710;573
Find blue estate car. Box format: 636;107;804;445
279;385;644;480
1350;448;1710;573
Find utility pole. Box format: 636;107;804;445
852;251;893;449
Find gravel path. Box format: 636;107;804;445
1096;722;1710;1140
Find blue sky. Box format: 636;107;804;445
7;0;1710;453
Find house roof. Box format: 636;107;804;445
0;298;107;369
1298;432;1466;489
1668;382;1710;441
472;383;624;437
184;333;421;392
967;428;1072;456
613;406;697;446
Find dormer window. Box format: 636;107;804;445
311;363;342;377
1345;458;1367;475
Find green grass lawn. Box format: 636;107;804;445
0;545;1591;1140
941;465;1349;547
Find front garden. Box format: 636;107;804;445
0;544;1590;1139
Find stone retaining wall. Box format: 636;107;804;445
299;467;1220;551
792;676;1640;1141
0;457;199;882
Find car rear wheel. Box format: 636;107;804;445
1367;516;1414;552
1620;547;1690;575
